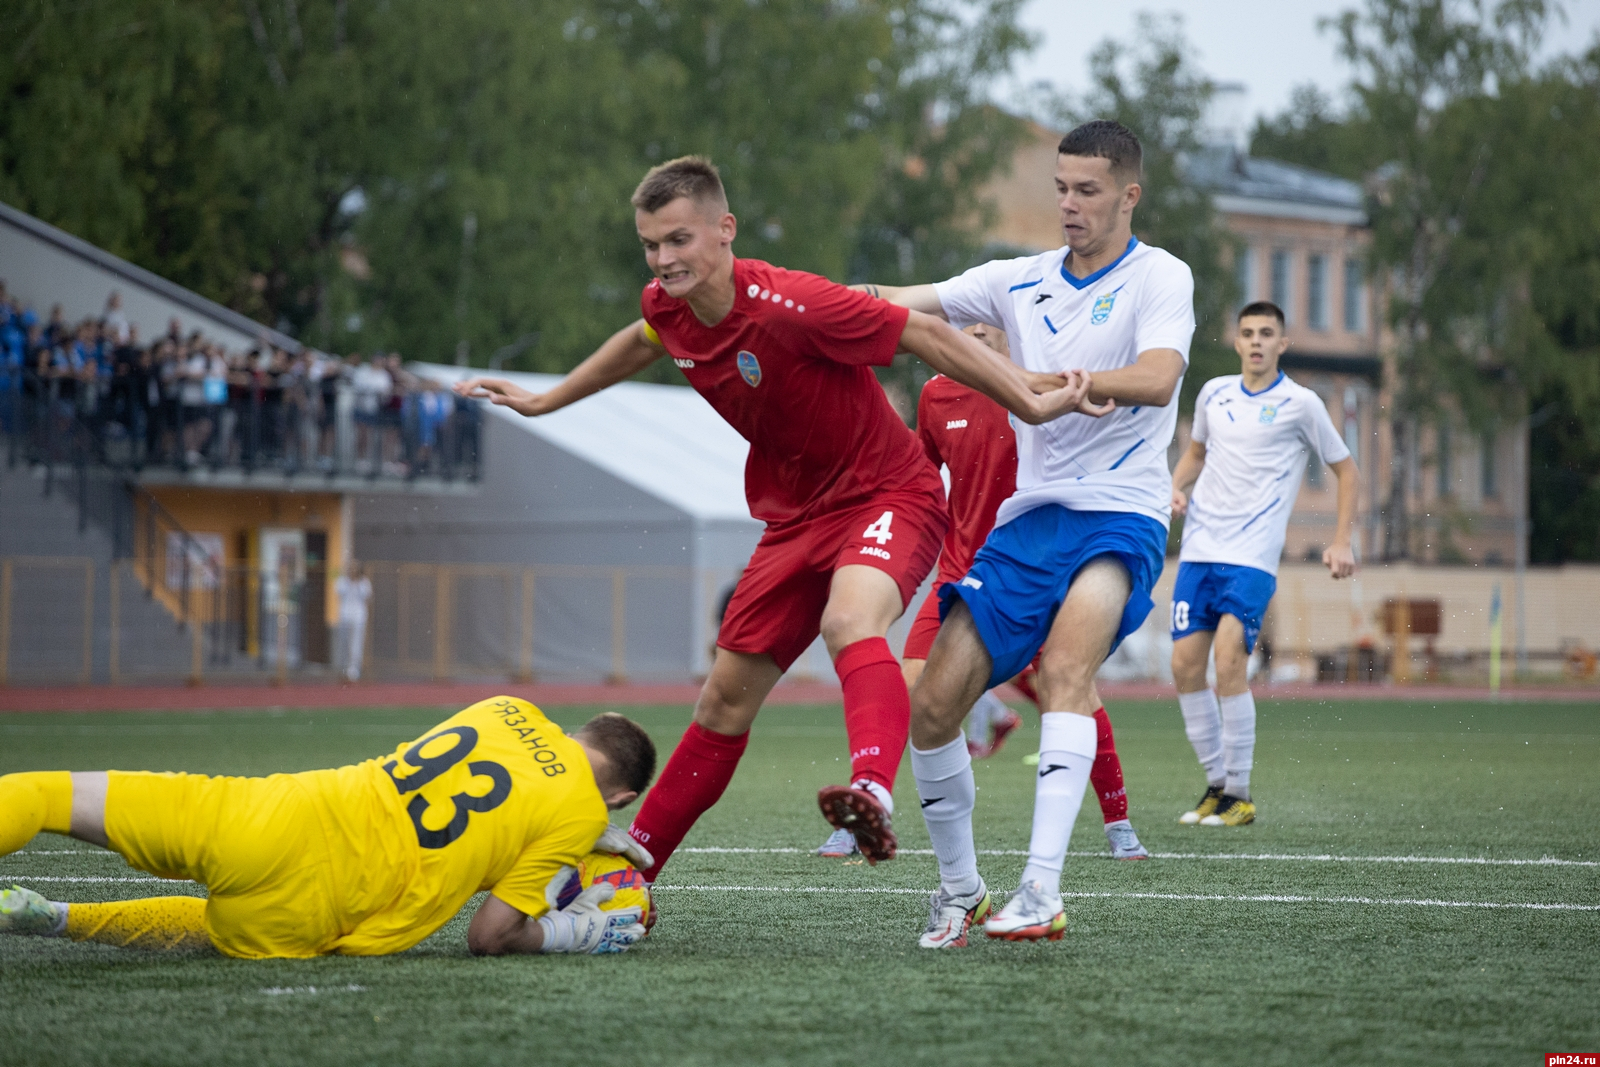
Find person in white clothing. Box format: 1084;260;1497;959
334;560;374;682
867;120;1195;948
1168;300;1358;827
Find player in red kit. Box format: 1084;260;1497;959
455;157;1096;885
900;323;1150;861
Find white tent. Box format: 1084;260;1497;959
352;366;758;681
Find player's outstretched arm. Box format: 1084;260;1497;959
453;320;663;416
1323;456;1359;579
1082;347;1187;408
850;283;947;318
1170;440;1207;516
897;311;1108;425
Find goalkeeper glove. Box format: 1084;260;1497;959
536;883;645;955
593;824;655;872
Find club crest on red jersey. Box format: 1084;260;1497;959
737;350;762;387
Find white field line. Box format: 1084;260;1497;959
261;985;366;996
676;847;1600;867
654;885;1600;912
14;846;1600;868
7;875;1594;913
8;876;190;883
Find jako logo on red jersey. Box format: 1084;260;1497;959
673;358;694;369
946;419;968;429
852;746;881;759
859;546;891;560
737;350;761;387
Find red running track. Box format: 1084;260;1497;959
0;679;1594;713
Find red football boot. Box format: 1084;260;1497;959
816;784;898;865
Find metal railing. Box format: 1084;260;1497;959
0;558;699;686
4;368;481;485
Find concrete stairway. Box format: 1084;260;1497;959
0;461;195;684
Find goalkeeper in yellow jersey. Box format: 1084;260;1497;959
0;697;657;958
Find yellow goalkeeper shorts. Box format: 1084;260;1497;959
105;770;342;959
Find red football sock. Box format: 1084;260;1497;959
628;722;748;882
1090;706;1129;823
835;637;909;793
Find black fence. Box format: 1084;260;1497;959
3;367;481;484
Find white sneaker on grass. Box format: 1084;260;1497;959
918;882;992;949
983;880;1067;941
1104;819;1150;860
815;827;859;858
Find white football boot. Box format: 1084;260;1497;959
918;881;992;949
983;880;1067;941
1104;819;1150;860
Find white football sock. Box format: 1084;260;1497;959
1220;690;1256;800
1178;688;1225;786
964;690;1007;744
1018;712;1097;895
852;777;894;816
911;736;980;897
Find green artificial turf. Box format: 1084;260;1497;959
2;698;1597;1067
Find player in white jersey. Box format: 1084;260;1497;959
866;120;1195;947
1169;300;1358;827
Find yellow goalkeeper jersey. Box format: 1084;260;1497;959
300;697;608;955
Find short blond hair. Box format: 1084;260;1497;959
631;156;728;215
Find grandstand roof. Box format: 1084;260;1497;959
410;363;754;523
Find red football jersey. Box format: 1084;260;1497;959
917;375;1018;579
642;259;940;525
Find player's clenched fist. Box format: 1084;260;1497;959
1025;369;1115;423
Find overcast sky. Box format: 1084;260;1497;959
1006;0;1600;126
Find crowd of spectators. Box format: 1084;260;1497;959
0;282;478;480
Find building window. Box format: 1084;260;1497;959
1436;421;1452;498
1343;258;1365;332
1481;432;1498;498
1235;245;1254;309
1270;249;1291;323
1308;254;1328;330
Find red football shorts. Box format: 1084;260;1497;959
718;490;947;671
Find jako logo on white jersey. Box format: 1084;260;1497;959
673;358;694;369
859;546;891;560
945;419;968;430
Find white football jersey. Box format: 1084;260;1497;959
1180;372;1351;575
934;238;1196;528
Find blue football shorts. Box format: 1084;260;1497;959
938;504;1168;690
1169;560;1278;653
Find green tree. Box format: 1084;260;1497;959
1260;0;1600;561
0;0;1037;375
1052;15;1237;411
